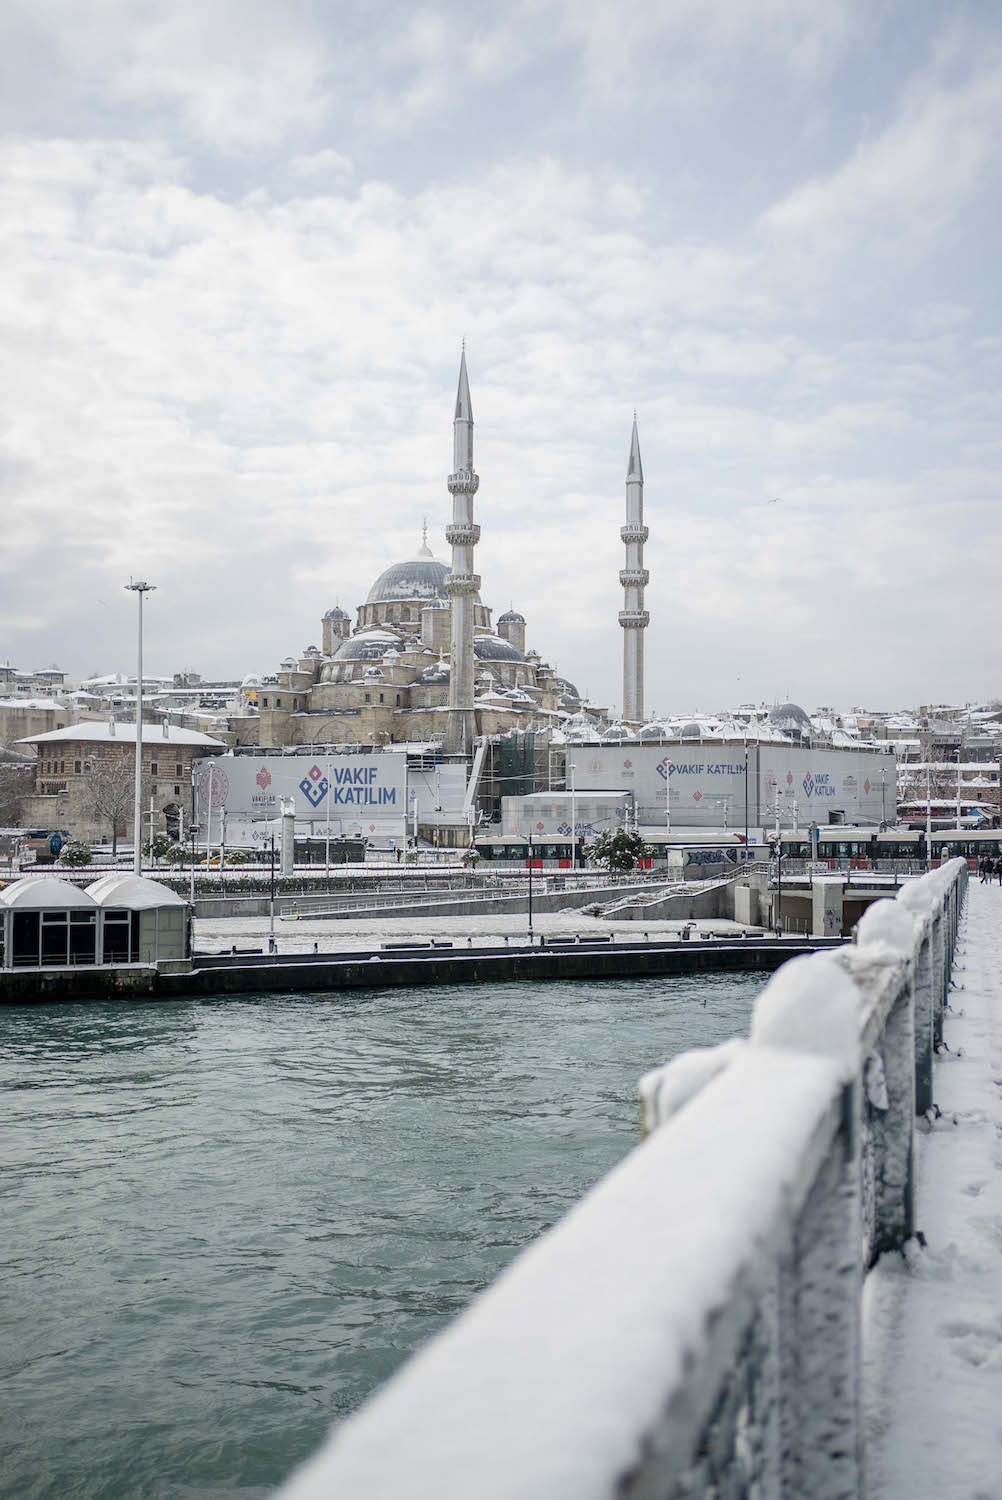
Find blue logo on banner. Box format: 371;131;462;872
299;764;329;808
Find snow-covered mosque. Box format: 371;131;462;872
251;353;592;752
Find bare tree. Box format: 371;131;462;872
0;752;31;826
82;758;134;855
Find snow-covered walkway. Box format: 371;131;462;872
864;879;1002;1497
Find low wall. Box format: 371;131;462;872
275;859;967;1500
194;881;653;922
603;877;737;922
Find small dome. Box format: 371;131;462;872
417;663;450;684
325;605;350;621
422;594;449;612
553;676;579;699
474;635;525;663
680;721;703;740
498;609;525;625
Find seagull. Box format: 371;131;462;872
767;497;780;505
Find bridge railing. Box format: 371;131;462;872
275;859;967;1500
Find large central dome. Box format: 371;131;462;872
365;551;482;605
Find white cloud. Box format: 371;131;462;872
1;6;1002;711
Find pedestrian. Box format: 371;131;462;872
980;860;988;883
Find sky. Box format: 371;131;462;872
1;0;1000;716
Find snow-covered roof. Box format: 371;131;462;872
17;722;227;747
0;877;98;910
0;698;66;711
86;874;186;909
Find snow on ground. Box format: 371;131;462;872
194;911;755;956
863;880;1002;1497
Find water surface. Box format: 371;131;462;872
1;974;764;1498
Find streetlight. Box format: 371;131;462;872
527;828;534;945
775;835;783;937
743;740;749;852
569;759;577;872
269;832;277;953
125;579;156;876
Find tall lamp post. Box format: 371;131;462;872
125;579;155;876
744;741;749;851
527;829;534;945
569;760;577;872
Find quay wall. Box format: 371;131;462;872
275;860;967;1500
0;937;842;1004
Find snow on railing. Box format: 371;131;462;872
274;860;968;1500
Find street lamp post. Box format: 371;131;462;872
125;579;155;876
269;832;277;953
956;749;962;833
744;742;749;850
776;836;783;937
569;760;577;872
527;829;534;945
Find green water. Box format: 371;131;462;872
0;974;765;1498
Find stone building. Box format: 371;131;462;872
253;353;595;752
17;721;226;844
0;697;71;747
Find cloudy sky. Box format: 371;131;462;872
1;1;1000;715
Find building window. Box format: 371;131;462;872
74;761;81;774
151;760;158;775
262;697;268;708
174;785;181;796
379;693;384;704
277;697;282;708
175;762;183;777
364;692;371;704
396;693;400;706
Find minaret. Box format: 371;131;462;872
446;347;481;754
619;413;649;724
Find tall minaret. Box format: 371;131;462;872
619;413;649;724
446;347;481;754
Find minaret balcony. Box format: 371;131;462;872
618;609;650;629
448;470;480;496
619;568;650;588
445;523;481;546
620;523;649;544
446;573;482;595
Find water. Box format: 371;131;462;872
1;973;765;1499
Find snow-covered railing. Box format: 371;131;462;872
275;859;967;1500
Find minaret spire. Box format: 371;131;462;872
619;413;649;724
446;346;481;754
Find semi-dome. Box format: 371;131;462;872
366;556;482;605
473;635;524;663
333;629;402;662
768;702;811;738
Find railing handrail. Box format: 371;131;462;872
275;859;968;1500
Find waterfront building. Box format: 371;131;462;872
16;721;227;845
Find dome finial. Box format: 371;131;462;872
417;516;433;558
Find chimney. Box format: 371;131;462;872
163;720;169;739
109;719;116;736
